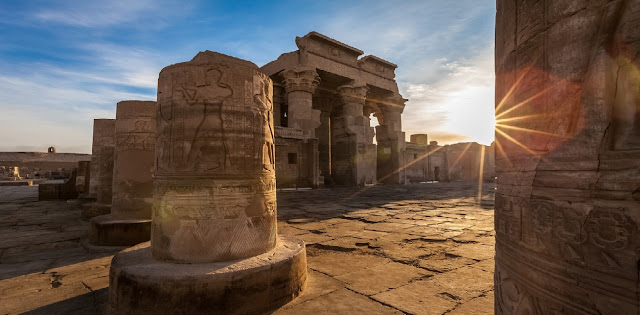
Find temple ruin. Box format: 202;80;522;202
262;32;408;187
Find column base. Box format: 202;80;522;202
108;235;307;314
81;202;111;220
89;214;151;246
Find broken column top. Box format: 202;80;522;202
160;51;258;75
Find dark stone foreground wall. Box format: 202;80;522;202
495;0;640;314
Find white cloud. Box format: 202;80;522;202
401;44;495;145
0;66;155;153
317;0;496;145
33;0;190;28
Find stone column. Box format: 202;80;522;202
495;1;640;314
281;67;321;136
315;98;333;184
82;119;115;219
273;82;285;127
282;67;322;187
75;160;91;199
89;101;156;246
109;51;307;314
375;95;406;185
333;81;376;186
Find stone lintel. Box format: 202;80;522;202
358;55;397;80
296;31;363;68
260;52;400;94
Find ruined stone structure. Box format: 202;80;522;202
447;142;495;182
89;101;156;246
82;119;115;218
405;134;449;183
495;0;640;313
109;52;307;314
75;161;90;198
262;32;406;187
87;119;115;201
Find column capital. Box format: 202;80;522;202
282;67;320;94
381;94;407;114
337;81;369;105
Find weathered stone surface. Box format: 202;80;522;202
88;214;151;246
38;169;78;200
89;119;115;204
75;161;91;198
111;100;156;220
89;101;156;246
108;236;307;315
495;1;640;313
153;51;277;263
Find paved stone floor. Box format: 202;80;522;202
0;182;495;315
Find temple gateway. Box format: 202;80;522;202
261;32;408;188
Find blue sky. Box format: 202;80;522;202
0;0;496;153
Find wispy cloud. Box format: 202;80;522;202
0;1;496;152
0;61;155;153
33;0;190;28
319;0;495;145
402;44;495;145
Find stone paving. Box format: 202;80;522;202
0;182;495;314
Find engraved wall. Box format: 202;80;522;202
111;101;157;219
495;0;640;313
152;51;277;263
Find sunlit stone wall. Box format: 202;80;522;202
495;0;640;313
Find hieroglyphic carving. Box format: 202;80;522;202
153;51;276;263
586;207;632;251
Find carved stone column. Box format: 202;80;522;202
109;51;307;314
333;81;376;186
282;67;321;137
282;67;322;188
495;1;640;314
81;119;115;219
375;95;406;185
89;101;156;246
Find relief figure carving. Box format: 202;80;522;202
178;66;233;172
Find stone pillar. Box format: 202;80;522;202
333;81;376;186
273;82;285;127
109;51;307;314
89;101;156;246
282;67;321;136
315;98;333;185
375;96;406;185
75;160;91;198
282;67;322;187
495;1;640;314
82;119;115;219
